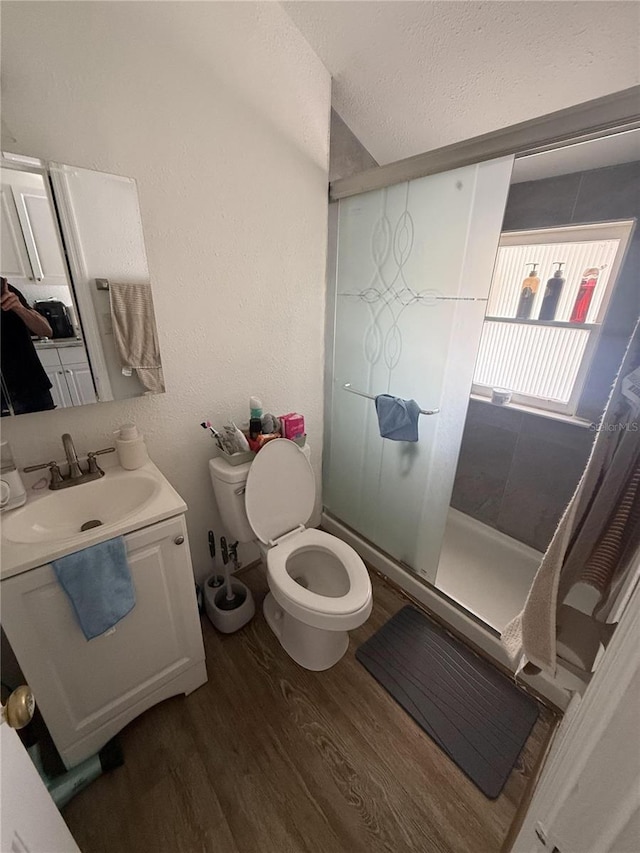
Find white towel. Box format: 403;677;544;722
109;282;165;394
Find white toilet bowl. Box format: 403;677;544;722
209;439;372;670
262;527;373;669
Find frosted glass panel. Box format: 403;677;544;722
325;157;513;582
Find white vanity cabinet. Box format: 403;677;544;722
1;180;68;287
36;344;97;408
1;184;34;286
0;514;207;769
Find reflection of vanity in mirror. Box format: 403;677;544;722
1;154;164;416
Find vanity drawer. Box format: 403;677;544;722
59;345;88;366
36;347;62;367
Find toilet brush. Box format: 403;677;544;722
204;531;255;633
218;537;246;610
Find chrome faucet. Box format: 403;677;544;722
24;434;116;490
62;433;83;480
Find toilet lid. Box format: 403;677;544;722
245;439;315;544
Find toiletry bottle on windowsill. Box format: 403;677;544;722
570;266;604;324
515;263;540;320
538;262;565;321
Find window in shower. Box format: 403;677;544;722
472;220;634;417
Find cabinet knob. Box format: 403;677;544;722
174;535;185;545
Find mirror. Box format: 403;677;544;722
1;155;164;417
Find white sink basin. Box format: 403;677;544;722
1;461;187;580
3;471;161;545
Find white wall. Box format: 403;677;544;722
1;2;330;581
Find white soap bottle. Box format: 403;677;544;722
114;423;149;470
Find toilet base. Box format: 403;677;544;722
263;593;349;671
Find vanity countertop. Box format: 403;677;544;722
34;338;84;349
0;461;187;580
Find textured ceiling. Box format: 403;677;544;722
283;1;640;165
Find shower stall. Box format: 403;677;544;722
322;156;528;623
323;94;640;709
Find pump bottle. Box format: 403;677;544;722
539;262;566;321
570;266;604;324
515;263;540;320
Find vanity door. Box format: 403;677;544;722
59;346;97;405
1;515;206;768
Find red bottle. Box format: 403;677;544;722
570;266;604;324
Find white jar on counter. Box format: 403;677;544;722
114;423;149;470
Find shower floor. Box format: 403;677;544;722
436;508;542;633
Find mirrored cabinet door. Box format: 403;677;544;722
1;154;165;417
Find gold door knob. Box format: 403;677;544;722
2;685;35;729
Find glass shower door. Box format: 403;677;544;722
324;157;514;583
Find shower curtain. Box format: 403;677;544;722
502;320;640;676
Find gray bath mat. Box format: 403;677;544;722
356;605;539;799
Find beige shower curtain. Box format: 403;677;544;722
502;321;640;676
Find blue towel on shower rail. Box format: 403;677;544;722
52;537;135;640
375;394;421;442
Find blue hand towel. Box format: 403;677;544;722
52;537;135;640
375;394;421;442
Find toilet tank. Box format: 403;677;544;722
209;442;312;544
208;457;255;543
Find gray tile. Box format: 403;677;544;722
451;418;518;526
577;329;632;423
496;482;569;552
450;472;504;527
466;398;524;432
519;411;595;456
571;161;640;223
498;433;590;551
502;173;582;231
602;236;640;334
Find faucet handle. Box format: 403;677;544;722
87;447;115;475
23;460;57;473
23;461;64;488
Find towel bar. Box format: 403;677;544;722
342;383;440;416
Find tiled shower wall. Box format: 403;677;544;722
451;399;595;551
451;160;640;553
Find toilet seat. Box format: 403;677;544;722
245;439;315;545
245;439;372;632
267;528;372;631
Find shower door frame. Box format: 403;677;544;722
322;85;640;711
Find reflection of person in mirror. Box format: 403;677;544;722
1;276;56;415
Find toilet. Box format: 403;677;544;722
209;439;372;670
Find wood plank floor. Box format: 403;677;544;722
63;567;556;853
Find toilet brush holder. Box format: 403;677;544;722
204;573;255;633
